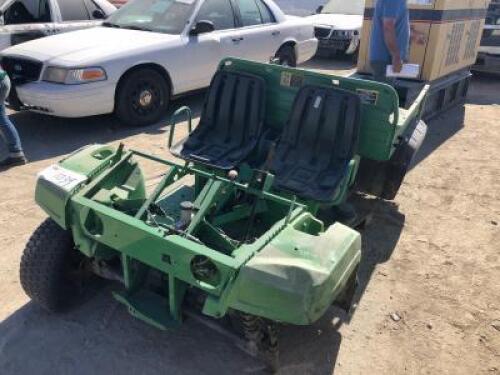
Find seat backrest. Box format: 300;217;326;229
219;58;400;162
171;71;266;170
271;85;361;202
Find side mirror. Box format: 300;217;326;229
92;9;106;19
190;20;215;36
316;6;324;14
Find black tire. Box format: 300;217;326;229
275;45;297;67
381;119;427;200
230;311;280;372
356;120;428;200
115;68;170;127
20;218;82;312
333;266;359;314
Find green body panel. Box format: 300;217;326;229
59;144;118;176
35;178;70;229
35;145;130;229
228;221;361;325
34;146;361;326
31;60;429;329
71;194;239;296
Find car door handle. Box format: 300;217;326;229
272;31;280;36
231;37;244;43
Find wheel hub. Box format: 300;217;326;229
139;90;153;107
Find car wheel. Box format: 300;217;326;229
115;68;170;127
275;45;297;67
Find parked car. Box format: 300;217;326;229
0;0;116;51
474;23;500;75
307;0;364;57
485;0;500;30
109;0;126;7
1;0;318;126
272;0;324;16
473;1;500;74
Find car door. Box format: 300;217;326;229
53;0;103;34
182;0;247;90
231;0;283;62
0;0;56;50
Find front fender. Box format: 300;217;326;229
35;144;126;229
227;222;361;325
294;37;319;65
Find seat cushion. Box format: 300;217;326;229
171;71;266;170
272;85;361;202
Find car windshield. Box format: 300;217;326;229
322;0;364;15
104;0;198;34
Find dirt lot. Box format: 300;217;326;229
0;58;499;375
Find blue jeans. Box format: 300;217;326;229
0;76;23;155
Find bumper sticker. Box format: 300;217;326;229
38;164;88;192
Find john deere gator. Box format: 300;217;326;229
21;59;428;369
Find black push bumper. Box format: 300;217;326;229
316;36;353;56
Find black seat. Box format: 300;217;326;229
171;71;266;170
271;85;361;202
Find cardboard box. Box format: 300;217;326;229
357;0;490;81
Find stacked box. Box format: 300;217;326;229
357;0;490;81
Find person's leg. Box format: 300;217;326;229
371;61;387;82
0;76;26;168
0;103;23;155
370;61;395;86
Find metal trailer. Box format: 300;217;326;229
356;0;489;120
383;0;500;119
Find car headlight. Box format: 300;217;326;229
42;67;107;84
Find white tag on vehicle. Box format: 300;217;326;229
38;164;88;192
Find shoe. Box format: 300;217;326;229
0;155;28;170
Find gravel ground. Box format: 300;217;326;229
0;58;499;375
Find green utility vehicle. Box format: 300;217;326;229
21;59;428;369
